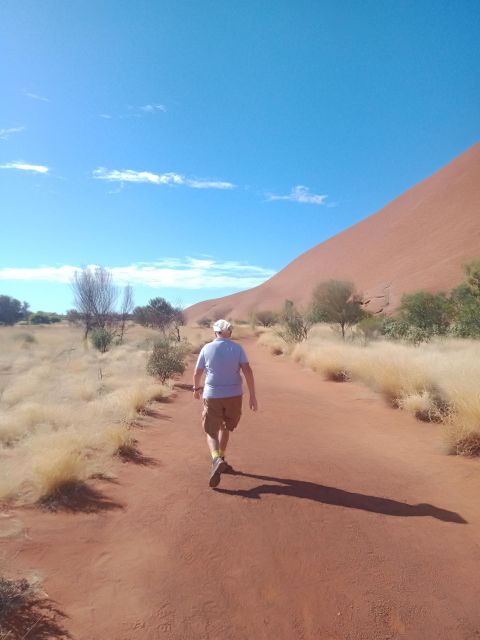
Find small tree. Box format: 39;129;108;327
0;296;29;325
90;328;113;352
277;300;311;343
310;280;365;340
134;297;177;334
71;266;118;339
198;317;212;328
255;310;278;327
118;285;134;343
146;338;188;383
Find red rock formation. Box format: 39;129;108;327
187;143;480;321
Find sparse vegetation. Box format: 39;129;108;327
0;324;171;504
260;322;480;456
277;300;311;343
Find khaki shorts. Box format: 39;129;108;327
202;395;243;437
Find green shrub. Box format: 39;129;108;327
198;317;212;328
147;338;189;383
30;312;52;324
399;291;452;336
356;315;383;343
90;328;113;353
277;300;311;343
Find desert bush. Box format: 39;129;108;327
90;328;113;352
198;317;212;328
254;310;278;327
310;280;365;339
277;300;311;343
257;331;288;355
355;315;383;344
147;338;189;383
399;291;452;336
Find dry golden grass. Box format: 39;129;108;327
261;325;480;456
0;323;172;503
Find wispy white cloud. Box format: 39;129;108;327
24;91;50;103
101;104;167;119
93;167;235;190
0;162;49;174
139;104;167;113
0;126;25;140
267;185;327;205
0;258;275;290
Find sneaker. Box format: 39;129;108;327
221;457;234;474
209;457;226;488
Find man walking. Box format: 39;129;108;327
193;319;258;488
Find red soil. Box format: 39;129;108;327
4;339;480;639
186;142;480;321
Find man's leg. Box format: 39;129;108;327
218;428;230;456
206;433;221;458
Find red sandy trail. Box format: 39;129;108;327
4;339;480;639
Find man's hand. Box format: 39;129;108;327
249;395;258;411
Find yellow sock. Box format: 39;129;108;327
219;450;225;458
211;450;221;460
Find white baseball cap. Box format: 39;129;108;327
213;319;232;333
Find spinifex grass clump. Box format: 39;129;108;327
261;324;480;456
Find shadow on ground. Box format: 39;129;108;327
118;444;159;466
215;471;467;524
38;482;124;514
0;594;71;639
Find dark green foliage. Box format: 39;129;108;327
310;280;365;339
146;338;189;383
134;297;184;338
450;283;480;337
277;300;311;343
90;328;113;352
29;312;61;325
399;291;452;336
0;296;29;325
381;317;432;345
198;317;212;328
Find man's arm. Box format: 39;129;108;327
193;367;204;400
240;362;258;411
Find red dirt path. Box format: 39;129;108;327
4;339;480;639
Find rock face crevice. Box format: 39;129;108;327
186;143;480;322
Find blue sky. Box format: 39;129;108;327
1;0;479;313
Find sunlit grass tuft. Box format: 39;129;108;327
0;324;172;503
